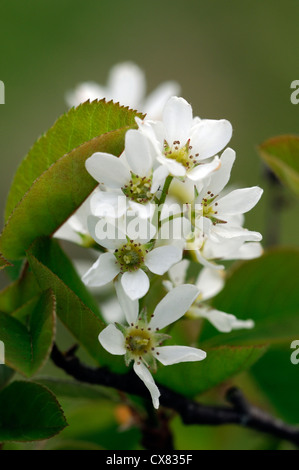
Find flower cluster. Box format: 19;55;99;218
56;63;263;408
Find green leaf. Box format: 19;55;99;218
49;400;140;450
0;381;67;441
202;248;299;346
26;237;125;371
156;345;265;397
258;135;299;195
0;290;56;377
1;101;143;260
252;345;299;425
0;366;14;390
27;237;100;315
0;267;40;314
0;128;127;260
35;377;116;401
5;100;142;219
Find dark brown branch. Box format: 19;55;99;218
51;344;299;447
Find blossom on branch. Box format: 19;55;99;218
98;283;207;408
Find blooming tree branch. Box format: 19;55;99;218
51;343;299;448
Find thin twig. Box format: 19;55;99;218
50;344;299;448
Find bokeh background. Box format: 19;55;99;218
0;0;298;450
1;0;299;242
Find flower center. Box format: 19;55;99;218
120;317;171;371
164;140;196;170
122;173;154;204
114;241;145;272
125;326;153;356
196;192;225;226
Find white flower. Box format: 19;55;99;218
54;191;96;246
164;261;254;333
82;217;182;300
193;147;263;242
85;129;166;219
186;227;263;270
98;283;207;408
66;61;180;120
137;96;232;183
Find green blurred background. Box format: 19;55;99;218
0;0;299;450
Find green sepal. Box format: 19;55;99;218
115;322;127;336
124;352;133;367
153;333;172;346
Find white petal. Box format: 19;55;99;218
195;307;254;333
203;237;242;260
196;267;224;301
98;324;126;355
211;224;262;241
54;220;83;245
54;195;92;243
190;119;233;160
157;155;186;177
136;118;164;155
82;253;119;287
151;165;170;193
187;156;221;182
66;82;106;107
216;187;263;216
100;297;126;324
108;62;146;108
163;96;193;145
121;269;150;300
115;277;139;325
87;215;122;250
125;130;153;176
154;346;206;365
90;191;127;218
133;362;160;409
195;250;225;270
150;284;200;330
90;218;126;250
195;216;213;238
162;280;174;292
167;216;192;242
128;201;155;219
234;242;263;260
145;246;182;275
126;218;156;244
168;259;190;286
208;148;236;195
85;153;130;188
144;81;181;120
